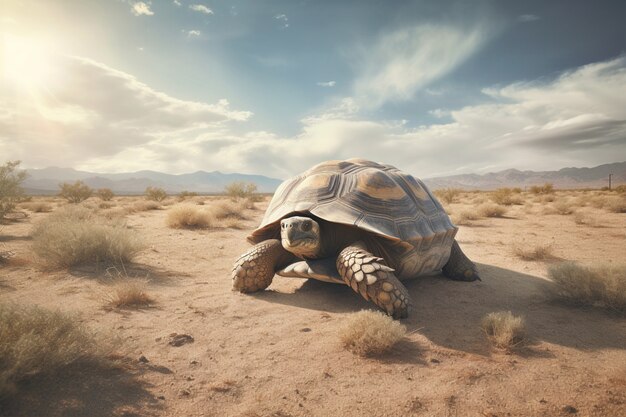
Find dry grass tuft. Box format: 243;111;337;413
491;188;523;206
433;188;462;204
339;310;406;356
129;200;161;213
31;206;144;269
573;211;602;227
208;200;250;220
20;201;53;213
548;262;626;312
477;203;507;218
553;199;574;215
512;243;555;261
451;210;480;226
166;204;214;229
481;311;526;350
108;280;155;308
0;303;110;399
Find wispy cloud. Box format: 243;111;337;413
274;14;289;29
185;30;201;38
518;14;540;22
2;50;624;179
0;54;251;171
131;2;154;16
173;0;181;6
189;4;213;15
353;24;490;107
317;81;336;87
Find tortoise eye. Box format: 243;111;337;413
301;221;312;231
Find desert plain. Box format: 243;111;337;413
1;189;625;417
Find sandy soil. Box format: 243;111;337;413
1;192;625;417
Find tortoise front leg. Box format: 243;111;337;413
336;242;411;319
232;239;294;292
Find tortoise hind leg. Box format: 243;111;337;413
232;239;294;292
442;240;480;281
337;242;411;319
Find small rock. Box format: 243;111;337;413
180;389;191;397
563;405;578;414
138;355;149;363
157;395;165;400
186;376;195;381
190;360;199;365
539;399;547;404
169;333;194;347
430;358;441;364
300;327;312;332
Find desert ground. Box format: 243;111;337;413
1;189;625;417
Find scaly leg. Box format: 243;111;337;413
232;239;294;292
442;240;480;281
336;242;411;319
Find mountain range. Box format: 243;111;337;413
22;161;625;195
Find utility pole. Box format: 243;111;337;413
609;173;612;190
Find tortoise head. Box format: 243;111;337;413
280;216;321;258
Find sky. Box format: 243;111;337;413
1;0;625;179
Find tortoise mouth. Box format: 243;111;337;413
281;237;317;248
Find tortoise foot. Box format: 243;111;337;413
337;243;412;319
232;239;289;292
443;240;480;282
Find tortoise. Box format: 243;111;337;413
231;158;479;318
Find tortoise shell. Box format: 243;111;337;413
249;158;456;246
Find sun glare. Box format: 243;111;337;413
2;34;54;87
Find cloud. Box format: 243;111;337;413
317;81;336;87
189;4;213;15
1;50;624;180
0;54;251;170
518;14;540;22
274;14;289;28
183;56;626;178
173;0;181;6
131;2;154;16
353;24;489;107
185;30;201;38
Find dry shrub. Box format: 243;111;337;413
0;303;110;399
553;199;574;215
100;207;128;220
491;188;523;206
144;186;167;202
481;311;526;350
108;280;155;308
433;188;462;204
31;206;144;268
129;200;161;212
98;201;115;210
604;196;626;213
477;203;507;218
59;181;93;203
209;200;249;220
451;210;480;226
512;243;555;261
339;310;406;356
548;262;626;312
225;181;258;200
573;211;602;227
20;201;53;213
529;183;554;194
166;204;214;229
96;188;114;201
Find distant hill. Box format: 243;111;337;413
22;161;625;195
423;161;626;190
23;167;283;195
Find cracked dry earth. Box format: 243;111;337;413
1;194;625;417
